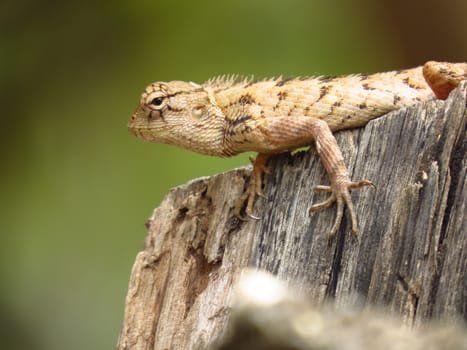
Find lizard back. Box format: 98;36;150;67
212;66;435;132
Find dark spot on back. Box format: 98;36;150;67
402;77;422;89
243;80;259;89
317;85;330;101
238;93;255;105
276;77;294;87
358;102;367;109
393;94;401;105
318;76;334;83
362;83;375;91
359;74;370;81
277;91;288;100
395;69;409;75
287;105;297;116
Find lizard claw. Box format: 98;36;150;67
248;214;261;221
234;188;263;221
310;179;375;240
233;190;263;221
234;211;261;221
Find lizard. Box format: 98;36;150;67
128;61;467;240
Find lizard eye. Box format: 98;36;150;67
151;97;164;106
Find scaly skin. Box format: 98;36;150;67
128;61;467;239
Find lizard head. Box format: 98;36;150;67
128;81;228;156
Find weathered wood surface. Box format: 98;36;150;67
116;82;466;350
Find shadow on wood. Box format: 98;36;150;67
116;82;466;350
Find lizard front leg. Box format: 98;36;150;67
257;116;374;239
234;153;271;220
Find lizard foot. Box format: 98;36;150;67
234;154;271;220
309;179;375;241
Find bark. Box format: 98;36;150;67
116;82;466;350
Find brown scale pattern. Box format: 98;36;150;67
214;66;438;133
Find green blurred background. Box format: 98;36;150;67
1;0;465;348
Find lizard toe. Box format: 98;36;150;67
309;193;336;212
348;179;375;190
313;185;333;193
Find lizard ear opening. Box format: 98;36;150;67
191;105;207;120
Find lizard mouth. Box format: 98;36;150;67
127;122;137;136
127;105;148;135
127;122;154;142
127;113;139;136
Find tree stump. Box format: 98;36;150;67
116;82;466;350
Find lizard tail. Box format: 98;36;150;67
423;61;467;100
